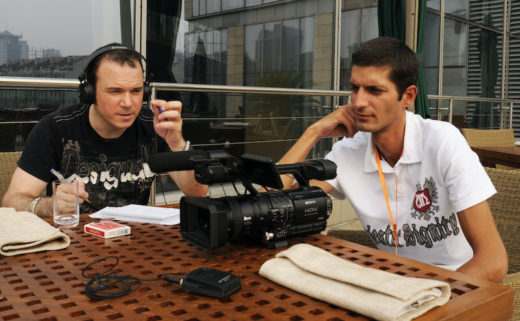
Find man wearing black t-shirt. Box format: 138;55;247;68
2;44;208;216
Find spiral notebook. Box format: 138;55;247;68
89;204;179;225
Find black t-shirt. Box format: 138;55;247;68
19;103;168;213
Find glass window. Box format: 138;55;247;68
222;0;244;11
445;0;468;19
246;0;262;6
300;16;314;79
244;24;263;86
281;19;299;73
193;0;199;16
207;0;220;14
361;7;378;42
423;12;440;95
427;0;440;11
443;17;469;116
339;7;378;92
200;0;207;15
263;22;281;78
443;18;468;67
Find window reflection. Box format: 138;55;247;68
245;24;263;86
445;0;468;19
339;6;378;97
222;0;243;11
244;17;314;87
427;0;440;11
443;17;469;119
423;12;439;95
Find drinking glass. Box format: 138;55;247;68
52;180;80;228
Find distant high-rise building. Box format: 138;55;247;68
42;48;61;58
0;30;23;65
19;41;29;60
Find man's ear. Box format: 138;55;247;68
401;85;418;107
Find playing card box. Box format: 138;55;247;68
84;221;131;239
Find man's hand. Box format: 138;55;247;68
151;99;186;151
311;104;358;139
53;180;88;213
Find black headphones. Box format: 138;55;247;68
78;44;151;104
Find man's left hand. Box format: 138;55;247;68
151;99;187;151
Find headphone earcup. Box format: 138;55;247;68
143;81;151;102
79;80;96;104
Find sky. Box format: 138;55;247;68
0;0;122;56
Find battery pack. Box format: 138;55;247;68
181;268;241;298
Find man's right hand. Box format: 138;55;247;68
310;104;358;139
53;180;89;210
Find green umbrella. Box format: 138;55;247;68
471;14;499;128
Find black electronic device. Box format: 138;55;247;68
149;150;337;250
178;268;241;299
78;43;151;104
82;256;241;300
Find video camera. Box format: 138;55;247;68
149;150;336;250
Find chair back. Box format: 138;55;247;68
485;167;520;274
0;151;22;202
461;128;515;147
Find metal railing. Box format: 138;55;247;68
428;94;517;129
1;76;519;129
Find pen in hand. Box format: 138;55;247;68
50;169;95;209
154;105;169;121
50;168;66;182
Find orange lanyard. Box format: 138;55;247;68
375;148;399;255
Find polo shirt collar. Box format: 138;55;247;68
364;111;423;173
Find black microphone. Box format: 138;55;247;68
148;150;209;173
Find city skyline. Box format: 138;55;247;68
0;0;122;57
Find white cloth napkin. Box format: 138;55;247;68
0;208;70;256
259;243;450;321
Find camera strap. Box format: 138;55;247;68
375;147;401;255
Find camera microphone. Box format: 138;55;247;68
149;150;209;173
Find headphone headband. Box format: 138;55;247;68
80;45;143;81
78;44;150;104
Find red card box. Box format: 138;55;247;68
84;221;131;239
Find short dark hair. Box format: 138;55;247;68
83;43;144;91
351;37;418;99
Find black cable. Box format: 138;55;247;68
82;256;185;300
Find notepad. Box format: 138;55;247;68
89;204;180;225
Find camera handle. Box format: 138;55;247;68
276;160;337;187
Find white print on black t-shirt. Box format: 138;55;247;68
67;161;155;190
366;213;461;249
61;139;154;191
60;139;156;211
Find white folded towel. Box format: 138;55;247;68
259;243;450;321
0;208;70;256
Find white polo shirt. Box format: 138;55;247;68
326;111;496;270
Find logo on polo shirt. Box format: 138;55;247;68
411;177;439;220
414;189;431;212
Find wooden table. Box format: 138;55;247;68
471;146;520;168
0;216;513;321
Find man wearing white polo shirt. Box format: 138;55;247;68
278;37;507;282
